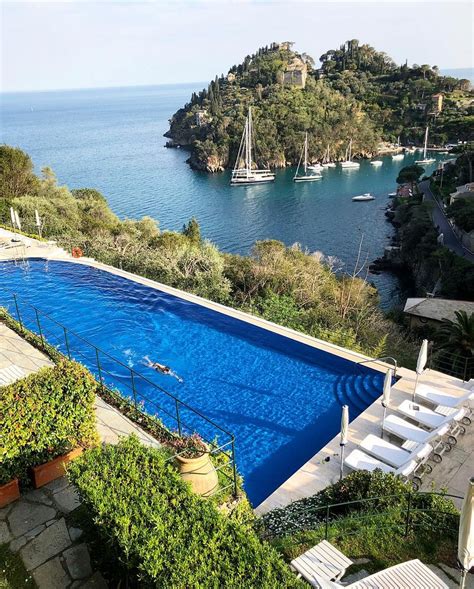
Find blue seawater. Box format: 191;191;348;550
0;84;450;307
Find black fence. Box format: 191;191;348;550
263;491;462;544
1;287;238;497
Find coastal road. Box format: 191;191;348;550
419;179;474;263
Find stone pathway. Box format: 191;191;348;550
0;323;164;587
0;478;107;588
421;417;473;508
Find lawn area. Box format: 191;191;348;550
270;507;459;579
0;544;36;589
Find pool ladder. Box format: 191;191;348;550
355;356;398;377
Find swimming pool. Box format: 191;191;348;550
1;259;387;506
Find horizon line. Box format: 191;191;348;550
1;66;473;95
0;80;208;96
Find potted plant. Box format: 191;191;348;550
32;447;84;489
0;463;21;508
173;434;219;497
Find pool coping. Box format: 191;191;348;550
1;232;424;512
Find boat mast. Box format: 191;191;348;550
247;107;253;175
423;126;428;159
348;139;352;162
304;133;308;173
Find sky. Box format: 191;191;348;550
1;0;472;92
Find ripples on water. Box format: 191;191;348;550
0;84;448;307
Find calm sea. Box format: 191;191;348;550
0;84;453;307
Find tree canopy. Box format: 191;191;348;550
166;41;472;172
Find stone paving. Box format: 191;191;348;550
0;323;164;587
421;414;473;507
0;479;107;588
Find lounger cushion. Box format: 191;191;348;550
348;558;448;588
416;384;473;408
360;434;413;468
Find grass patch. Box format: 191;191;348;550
270;508;458;578
0;544;36;589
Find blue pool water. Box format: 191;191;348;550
1;260;388;506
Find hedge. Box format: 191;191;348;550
261;470;459;538
0;359;98;485
68;435;303;588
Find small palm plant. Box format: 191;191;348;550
436;311;474;379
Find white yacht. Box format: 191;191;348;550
294;133;322;182
230;107;275;185
415;127;436;165
370;160;383;166
340;139;360;168
392;136;404;160
321;144;336;168
352;193;375;201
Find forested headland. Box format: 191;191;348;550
166;40;473;172
1;145;418;365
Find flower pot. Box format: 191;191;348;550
32;447;83;489
0;479;20;508
175;452;219;497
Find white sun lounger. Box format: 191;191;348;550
296;558;448;588
383;414;450;457
291;540;353;583
0;365;26;386
397;399;467;429
345;448;418;481
415;383;473;408
360;433;432;469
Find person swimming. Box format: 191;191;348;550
143;356;183;383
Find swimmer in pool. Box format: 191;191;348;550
143;356;183;383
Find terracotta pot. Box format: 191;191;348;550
0;478;20;508
32;447;83;489
175;452;219;497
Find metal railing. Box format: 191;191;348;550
355;356;398;377
1;288;239;497
428;346;473;382
263;491;462;543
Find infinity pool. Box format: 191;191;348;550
1;259;386;505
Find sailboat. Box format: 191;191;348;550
321;144;336;168
415;127;436;165
230;107;275;185
294;133;322;182
340;139;360;168
392;136;404;160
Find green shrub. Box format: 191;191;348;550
261;471;458;538
68;436;303;588
0;359;98;485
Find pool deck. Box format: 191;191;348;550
1;228;472;513
255;367;471;514
0;321;160;449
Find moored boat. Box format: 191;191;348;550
352;193;375;201
415;126;436;165
340;139;360;168
294;133;322;182
231;107;275;185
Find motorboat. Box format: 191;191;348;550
352;193;375;201
370;160;383;166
